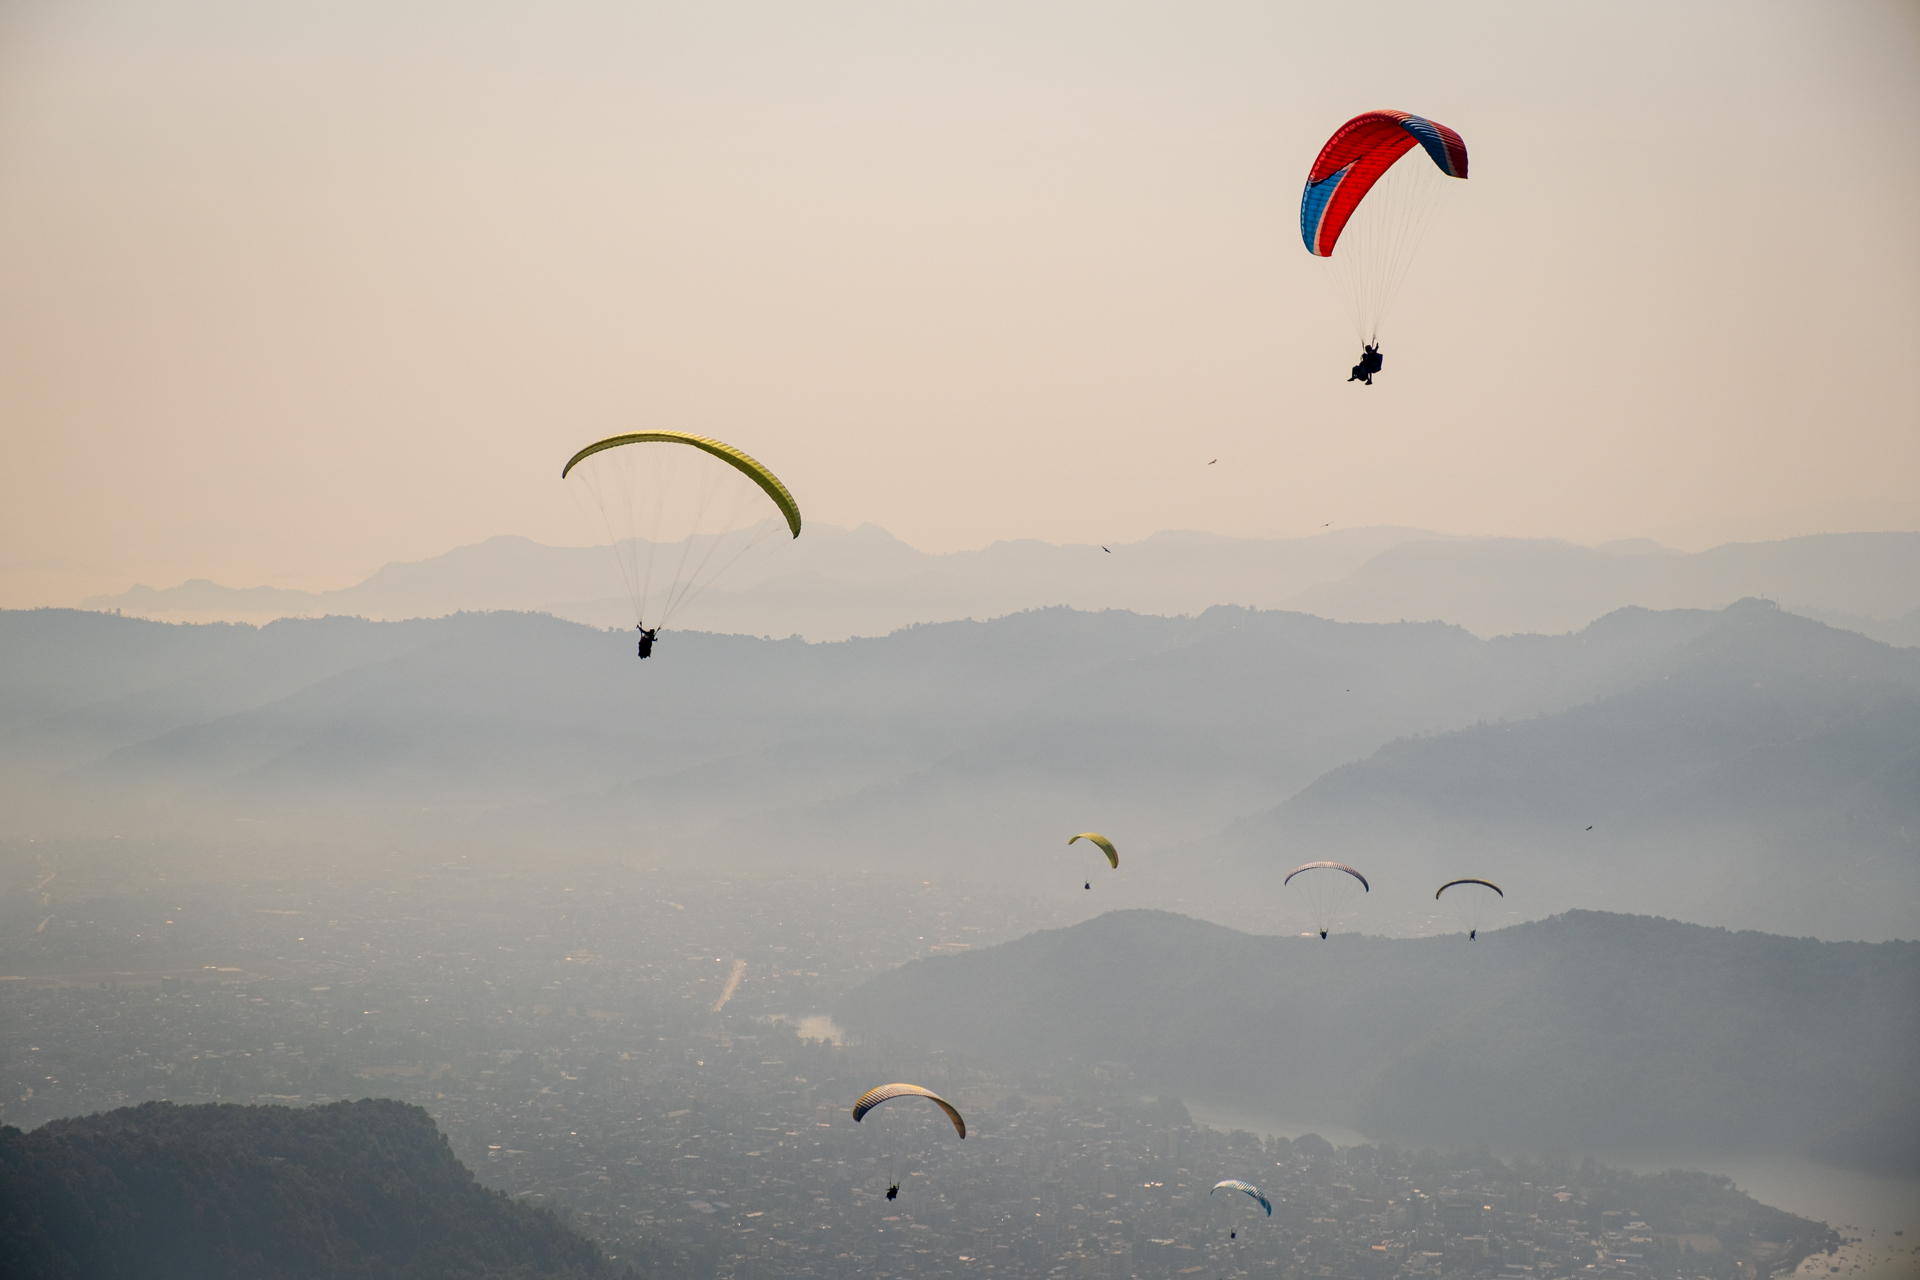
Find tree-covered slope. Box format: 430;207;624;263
0;1099;615;1279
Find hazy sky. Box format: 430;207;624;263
2;0;1916;601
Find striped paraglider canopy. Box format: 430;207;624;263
851;1084;966;1138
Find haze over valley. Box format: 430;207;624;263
11;569;1920;1277
9;565;1918;942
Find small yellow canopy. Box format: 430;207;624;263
851;1083;966;1138
561;431;802;538
1069;832;1119;869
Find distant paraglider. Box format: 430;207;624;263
1301;110;1469;377
562;431;801;654
1435;877;1503;940
1070;833;1117;890
1284;861;1370;939
853;1083;966;1202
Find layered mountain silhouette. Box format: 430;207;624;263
78;525;1440;639
836;908;1920;1175
1285;531;1920;638
3;597;1914;939
1181;599;1920;941
74;528;1920;644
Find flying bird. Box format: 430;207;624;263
1101;546;1110;553
1586;825;1594;831
1208;459;1217;465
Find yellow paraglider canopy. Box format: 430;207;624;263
563;431;801;538
561;429;803;635
1069;833;1119;869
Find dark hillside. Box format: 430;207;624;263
838;909;1920;1174
0;1098;613;1279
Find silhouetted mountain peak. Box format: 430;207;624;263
1668;595;1920;688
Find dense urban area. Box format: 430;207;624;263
0;845;1853;1279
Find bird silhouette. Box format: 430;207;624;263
1586;825;1594;831
1208;459;1217;465
1101;546;1110;553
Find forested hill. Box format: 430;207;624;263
0;1099;617;1279
838;909;1920;1176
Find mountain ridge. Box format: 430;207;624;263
73;528;1920;645
1173;598;1920;941
5;599;1915;940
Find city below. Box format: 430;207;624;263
0;855;1853;1279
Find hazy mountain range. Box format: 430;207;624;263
5;595;1914;941
77;527;1920;645
838;908;1920;1177
1181;599;1920;942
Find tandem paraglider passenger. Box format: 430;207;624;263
636;626;657;659
1300;111;1468;379
1348;343;1383;385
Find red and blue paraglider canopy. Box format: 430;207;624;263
1301;110;1469;259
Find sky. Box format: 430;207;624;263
1;0;1916;603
